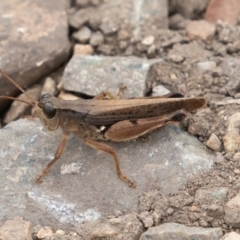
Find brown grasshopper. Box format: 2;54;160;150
0;69;206;188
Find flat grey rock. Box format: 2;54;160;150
0;0;70;110
0;118;214;230
60;55;163;97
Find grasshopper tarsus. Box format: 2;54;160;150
35;177;43;184
128;180;136;188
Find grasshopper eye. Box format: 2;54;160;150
43;102;56;119
40;94;52;100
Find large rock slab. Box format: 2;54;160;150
0;0;70;110
0;117;214;230
60;55;163;97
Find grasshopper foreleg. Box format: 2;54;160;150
36;133;68;183
84;137;136;188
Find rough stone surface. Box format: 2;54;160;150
0;217;32;240
165;42;213;69
60;55;163;97
206;204;224;218
138;211;154;228
224;193;240;228
221;232;240;240
220;57;240;97
85;214;144;240
139;222;223;240
195;188;228;203
186;20;216;40
0;0;70;111
0;117;214;230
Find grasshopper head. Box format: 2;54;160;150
0;69;60;131
37;94;60;131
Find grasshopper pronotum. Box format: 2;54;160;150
0;69;205;188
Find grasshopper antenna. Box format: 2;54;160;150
0;96;36;107
0;68;39;108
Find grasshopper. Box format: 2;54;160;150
0;69;205;188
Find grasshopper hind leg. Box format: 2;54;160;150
84;137;136;188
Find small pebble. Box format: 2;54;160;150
234;169;240;174
166;207;175;215
73;26;92;44
206;133;221;151
55;229;65;235
152;85;170;97
41;77;56;97
197;61;216;71
90;31;104;46
190;206;200;212
147;44;156;56
100;17;119;35
74;44;94;55
119;41;128;50
233;152;240;161
117;30;130;40
142;36;155;46
186;20;216;40
37;227;53;239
